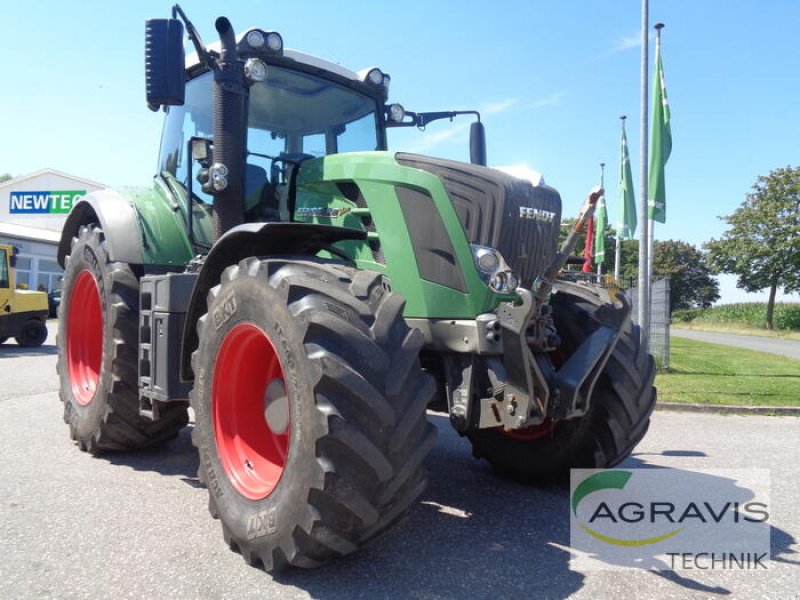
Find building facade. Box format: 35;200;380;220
0;169;104;292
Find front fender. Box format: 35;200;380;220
179;222;367;381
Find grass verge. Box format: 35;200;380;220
655;337;800;407
671;321;800;341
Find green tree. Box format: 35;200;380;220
556;219;719;311
706;165;800;329
653;240;720;311
0;173;12;183
617;238;640;284
611;238;719;312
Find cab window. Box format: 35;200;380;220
0;249;8;289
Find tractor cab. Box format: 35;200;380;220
156;40;391;245
147;12;486;252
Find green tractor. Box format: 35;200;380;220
56;6;655;572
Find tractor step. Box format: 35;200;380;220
138;273;196;420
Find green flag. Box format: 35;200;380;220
617;123;637;239
648;44;672;223
594;193;607;263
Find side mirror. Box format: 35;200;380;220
470;121;487;166
9;245;18;268
145;18;186;109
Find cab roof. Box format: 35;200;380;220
185;33;366;83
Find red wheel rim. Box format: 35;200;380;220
67;270;103;407
213;323;290;500
501;418;558;442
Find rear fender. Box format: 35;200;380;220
57;190;145;268
57;183;197;269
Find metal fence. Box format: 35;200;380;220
628;277;671;370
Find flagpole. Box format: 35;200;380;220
647;23;664;305
598;161;605;282
614;116;626;282
638;0;650;347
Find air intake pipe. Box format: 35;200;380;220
210;17;246;241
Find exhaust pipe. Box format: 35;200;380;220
210;17;245;241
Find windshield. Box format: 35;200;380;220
158;66;382;204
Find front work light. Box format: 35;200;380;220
366;68;384;86
470;244;520;294
246;30;265;48
265;32;283;52
244;58;268;82
388;103;405;123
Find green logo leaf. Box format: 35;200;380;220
572;470;684;547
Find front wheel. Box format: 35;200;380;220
191;258;436;572
15;318;47;347
468;286;656;480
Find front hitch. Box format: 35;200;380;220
492;186;629;429
496;281;630;429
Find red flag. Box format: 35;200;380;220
582;216;595;272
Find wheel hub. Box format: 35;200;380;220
264;378;289;435
66;270;103;406
213;323;290;500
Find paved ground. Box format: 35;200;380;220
1;322;798;599
671;328;800;361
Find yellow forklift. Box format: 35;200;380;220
0;244;49;347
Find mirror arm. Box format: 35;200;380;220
387;109;482;129
172;4;215;70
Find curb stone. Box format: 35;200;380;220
656;402;800;417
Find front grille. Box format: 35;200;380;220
395;154;562;286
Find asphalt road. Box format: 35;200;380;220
1;322;798;599
671;328;800;361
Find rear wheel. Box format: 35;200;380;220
191;258;436;571
15;319;47;347
468;287;656;480
57;224;188;453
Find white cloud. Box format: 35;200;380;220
404;98;516;153
594;32;654;61
405;121;472;154
482;98;519;115
402;94;559;154
614;34;642;53
527;91;566;110
493;164;545;186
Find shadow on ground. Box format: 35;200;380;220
0;341;58;357
92;413;798;599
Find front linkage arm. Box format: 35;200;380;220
494;187;631;429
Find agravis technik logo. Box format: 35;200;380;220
569;469;771;571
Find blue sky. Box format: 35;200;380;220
2;0;798;303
